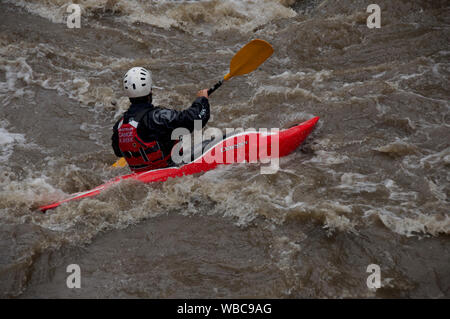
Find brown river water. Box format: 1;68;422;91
0;0;449;298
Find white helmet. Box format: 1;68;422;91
123;67;152;98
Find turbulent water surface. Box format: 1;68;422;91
0;0;449;298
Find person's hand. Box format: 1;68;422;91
197;89;209;99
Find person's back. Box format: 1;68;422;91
112;67;210;172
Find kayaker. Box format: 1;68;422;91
111;67;210;172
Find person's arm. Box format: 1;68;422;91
147;90;210;133
111;122;123;157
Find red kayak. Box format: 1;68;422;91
39;117;319;212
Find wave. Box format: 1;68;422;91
6;0;297;34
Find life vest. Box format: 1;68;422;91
118;109;171;172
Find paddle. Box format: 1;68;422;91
112;157;127;168
112;39;274;168
207;39;274;95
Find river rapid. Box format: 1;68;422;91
0;0;449;298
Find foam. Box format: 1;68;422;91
365;208;450;237
0;124;26;162
375;139;419;157
6;0;297;35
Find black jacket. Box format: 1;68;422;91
112;97;210;159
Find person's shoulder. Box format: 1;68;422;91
112;113;126;130
151;106;177;115
151;105;170;111
149;106;178;124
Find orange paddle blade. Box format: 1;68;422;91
224;39;274;81
112;157;127;168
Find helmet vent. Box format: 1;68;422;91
132;84;136;90
142;83;146;86
140;72;146;76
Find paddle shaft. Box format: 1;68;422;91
207;79;224;96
